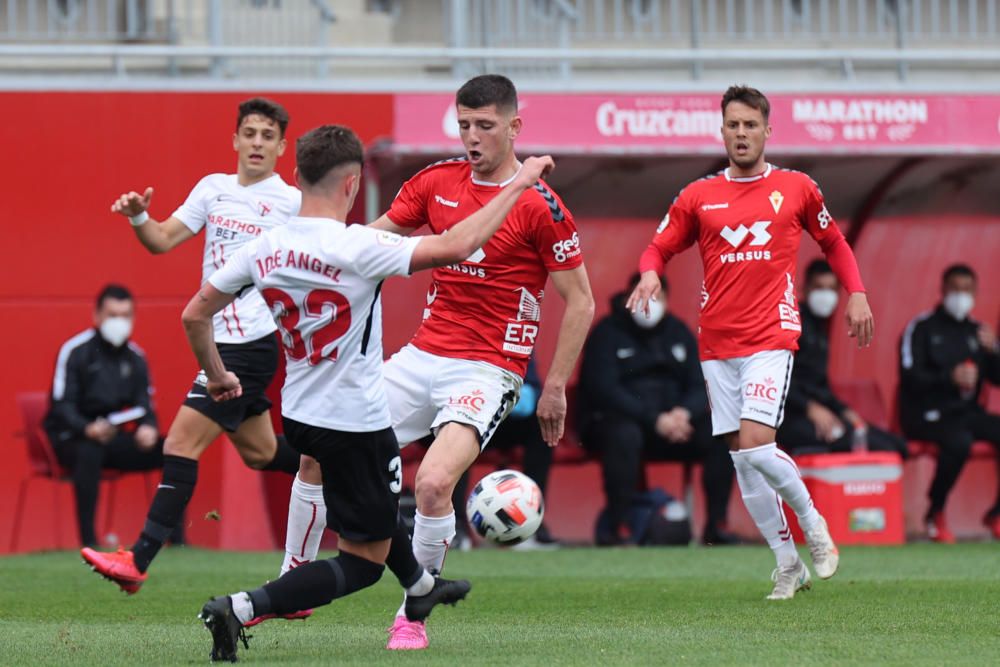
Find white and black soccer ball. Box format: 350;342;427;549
466;469;544;545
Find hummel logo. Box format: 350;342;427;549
701;202;729;211
434;195;459;208
721;221;771;248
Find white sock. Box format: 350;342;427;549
393;568;436;619
412;511;456;575
731;450;799;568
280;475;326;576
229;592;255;625
407;569;435;597
742;443;820;533
394;512;456;619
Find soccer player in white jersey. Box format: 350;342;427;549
273;75;594;650
183;125;555;661
82;98;313;598
629;85;875;599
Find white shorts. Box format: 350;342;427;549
383;344;522;450
701;349;794;436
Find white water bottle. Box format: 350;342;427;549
851;425;869;453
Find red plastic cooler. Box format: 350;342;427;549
787;451;904;545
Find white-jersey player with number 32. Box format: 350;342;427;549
182;124;558;661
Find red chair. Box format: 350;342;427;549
10;392;152;552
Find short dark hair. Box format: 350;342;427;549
237;97;290;137
942;263;976;284
628;272;668;293
295;125;364;186
456;75;518;114
96;284;133;310
721;85;770;122
805;259;835;284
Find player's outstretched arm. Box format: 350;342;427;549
408;156;555;272
625;270;663;317
537;264;596;447
111;186;195;254
181;283;242;402
368;214;416;236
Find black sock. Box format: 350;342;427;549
250;551;384;617
262;434;301;475
132;455;197;572
385;514;424;589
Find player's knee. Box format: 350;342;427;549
738;424;775;450
297;455;322;484
240;448;273;470
415;466;458;512
164;435;199;459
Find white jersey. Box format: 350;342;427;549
209;216;421;432
173;173;301;344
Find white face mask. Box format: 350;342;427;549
943;291;974;320
631;297;666;329
99;316;133;347
807;288;839;319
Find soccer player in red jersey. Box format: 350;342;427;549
629;85;874;599
374;75;595;647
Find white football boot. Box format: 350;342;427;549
804;515;840;579
767;558;812;600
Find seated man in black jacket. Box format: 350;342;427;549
899;264;1000;542
44;285;170;548
579;273;735;545
779;260;907;457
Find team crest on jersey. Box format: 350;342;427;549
768;190;784;214
257;200;273;217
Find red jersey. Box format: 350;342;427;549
639;164;851;361
388;158;583;376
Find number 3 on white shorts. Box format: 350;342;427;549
387;455;402;494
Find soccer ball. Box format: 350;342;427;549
466;470;544;545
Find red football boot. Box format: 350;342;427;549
926;511;956;544
81;546;148;594
984;513;1000;540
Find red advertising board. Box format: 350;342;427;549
395;93;1000;155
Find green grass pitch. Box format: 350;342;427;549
2;544;999;665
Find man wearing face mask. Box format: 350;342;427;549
778;260;907;457
579;273;736;546
899;264;1000;542
44;285;169;549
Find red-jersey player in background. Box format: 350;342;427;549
629;85;874;600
